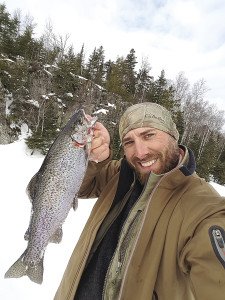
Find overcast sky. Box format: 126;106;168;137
4;0;225;111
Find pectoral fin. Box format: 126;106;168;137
26;172;41;202
73;194;78;210
49;226;63;243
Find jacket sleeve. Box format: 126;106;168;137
179;213;225;300
78;154;121;199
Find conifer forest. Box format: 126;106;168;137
1;3;225;183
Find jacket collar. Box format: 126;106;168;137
178;145;196;176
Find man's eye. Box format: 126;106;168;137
145;133;155;139
123;140;133;147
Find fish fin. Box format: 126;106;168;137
5;253;27;279
73;195;78;210
24;209;34;241
49;227;63;243
4;252;43;284
27;259;43;284
24;228;30;241
26;172;41;202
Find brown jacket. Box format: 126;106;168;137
54;148;225;300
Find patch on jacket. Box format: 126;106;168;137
209;225;225;269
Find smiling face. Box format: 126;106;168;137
122;127;180;183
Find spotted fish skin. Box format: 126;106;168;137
4;109;97;284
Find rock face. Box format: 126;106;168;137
0;79;16;144
0;123;12;144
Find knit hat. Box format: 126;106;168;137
119;102;179;141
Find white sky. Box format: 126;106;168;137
0;134;225;299
4;0;225;111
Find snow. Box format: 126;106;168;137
94;108;109;115
5;94;13;116
0;139;225;300
66;92;73;97
41;95;49;100
26;99;40;108
0;58;15;63
107;102;116;108
0;139;96;300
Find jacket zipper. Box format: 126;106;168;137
68;178;136;300
102;209;142;299
86;179;136;267
117;209;142;273
102;171;151;299
117;168;176;299
101;180;137;299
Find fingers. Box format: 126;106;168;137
89;142;110;163
89;122;110;162
93;122;110;143
72;119;110;162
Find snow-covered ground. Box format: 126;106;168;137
0;139;225;300
0;139;96;300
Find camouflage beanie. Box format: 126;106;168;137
119;102;179;141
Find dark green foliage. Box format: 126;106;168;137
174;110;185;143
1;2;225;184
105;57;128;99
52;59;80;96
111;125;123;160
134;60;153;102
211;140;225;184
105;49;138;103
84;46;105;85
124;48;137;96
0;4;19;56
147;70;175;109
15;28;43;61
189;135;220;182
26;101;60;154
212;162;225;185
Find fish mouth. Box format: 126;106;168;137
70;109;98;148
72;140;86;148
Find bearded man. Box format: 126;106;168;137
55;102;225;300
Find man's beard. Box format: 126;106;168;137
127;143;180;184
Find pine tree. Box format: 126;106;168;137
105;57;128;100
85;46;105;85
124;48;137;97
105;49;138;103
75;44;85;75
26;100;60;154
147;70;176;110
52;46;80;98
196;135;219;181
135;58;153;103
0;4;19;56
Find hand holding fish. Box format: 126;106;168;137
89;121;110;163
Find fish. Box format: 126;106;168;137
4;109;97;284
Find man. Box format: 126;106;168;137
54;102;225;300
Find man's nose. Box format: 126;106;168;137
134;141;149;159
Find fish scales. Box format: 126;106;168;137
4;109;97;284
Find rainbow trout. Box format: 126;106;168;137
5;109;97;284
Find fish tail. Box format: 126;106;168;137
4;252;44;284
